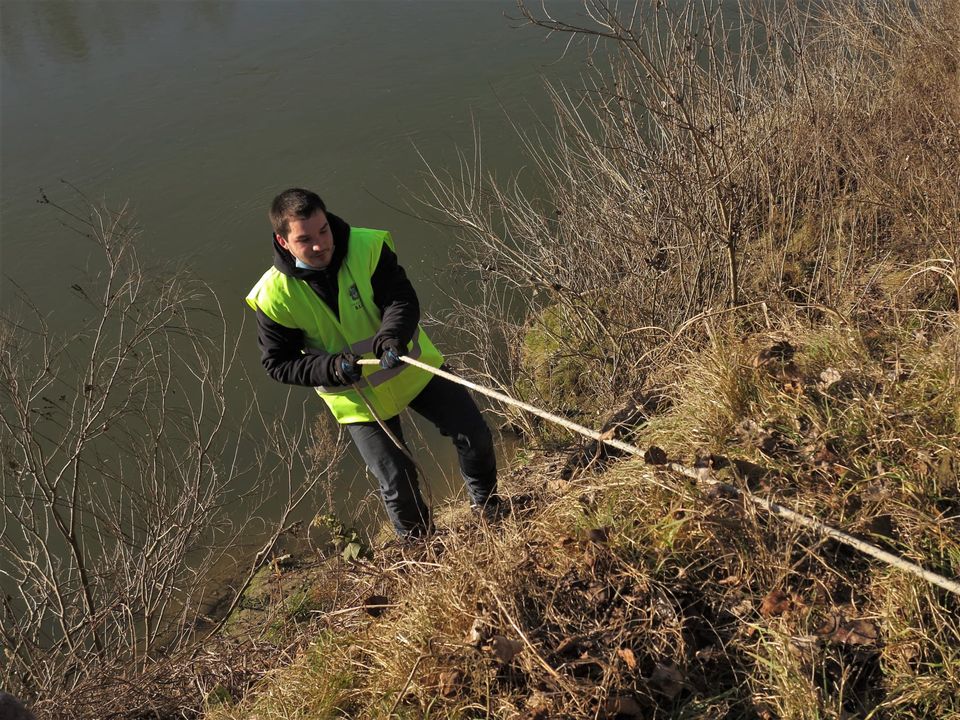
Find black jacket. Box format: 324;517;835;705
255;212;421;388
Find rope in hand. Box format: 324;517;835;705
357;355;960;596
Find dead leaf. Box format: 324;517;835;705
760;589;792;618
489;635;523;664
648;663;685;699
753;340;796;368
831;619;879;646
866;514;894;539
438;668;463;698
695;645;720;662
718;574;741;587
617;647;638;670
466;617;487;646
603;695;643;718
555;635;582;656
546;477;571;494
788;634;820;660
644;445;668;465
586;527;610;544
819;367;842;389
362;594;389;617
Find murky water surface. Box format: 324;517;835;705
1;0;589;524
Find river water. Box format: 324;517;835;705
1;0;591;530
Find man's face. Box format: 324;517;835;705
277;210;334;268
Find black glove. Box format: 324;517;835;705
378;338;403;370
333;352;362;385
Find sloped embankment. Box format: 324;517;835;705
209;318;960;719
207;0;960;716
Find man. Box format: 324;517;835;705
246;188;498;538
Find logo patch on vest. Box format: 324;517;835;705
348;283;363;310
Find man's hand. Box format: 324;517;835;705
333;352;362;384
378;338;404;370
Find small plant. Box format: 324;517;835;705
312;512;372;562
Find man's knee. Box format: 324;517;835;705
455;416;493;453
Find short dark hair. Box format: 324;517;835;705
269;188;327;239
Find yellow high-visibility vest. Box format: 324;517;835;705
246;227;444;423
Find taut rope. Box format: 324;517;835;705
356;356;960;596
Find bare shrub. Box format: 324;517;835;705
0;194;331;714
421;0;959;432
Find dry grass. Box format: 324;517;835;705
208;315;959;720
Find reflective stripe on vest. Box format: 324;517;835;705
245;227;444;423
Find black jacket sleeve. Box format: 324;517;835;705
371;245;421;357
256;309;344;387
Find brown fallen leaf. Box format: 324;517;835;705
438;668;463;698
649;663;685;699
753;340;796;368
831;619;879;646
644;445;668;465
555;635;583;656
695;645;721;662
788;634;820;660
760;589;792;618
466;617;488;646
617;646;638;670
603;695;643;718
362;594;389;617
489;635;524;664
586;527;611;544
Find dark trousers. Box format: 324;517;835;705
346;373;497;536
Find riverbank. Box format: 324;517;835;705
201;313;958;718
202;1;960;716
21;0;960;717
